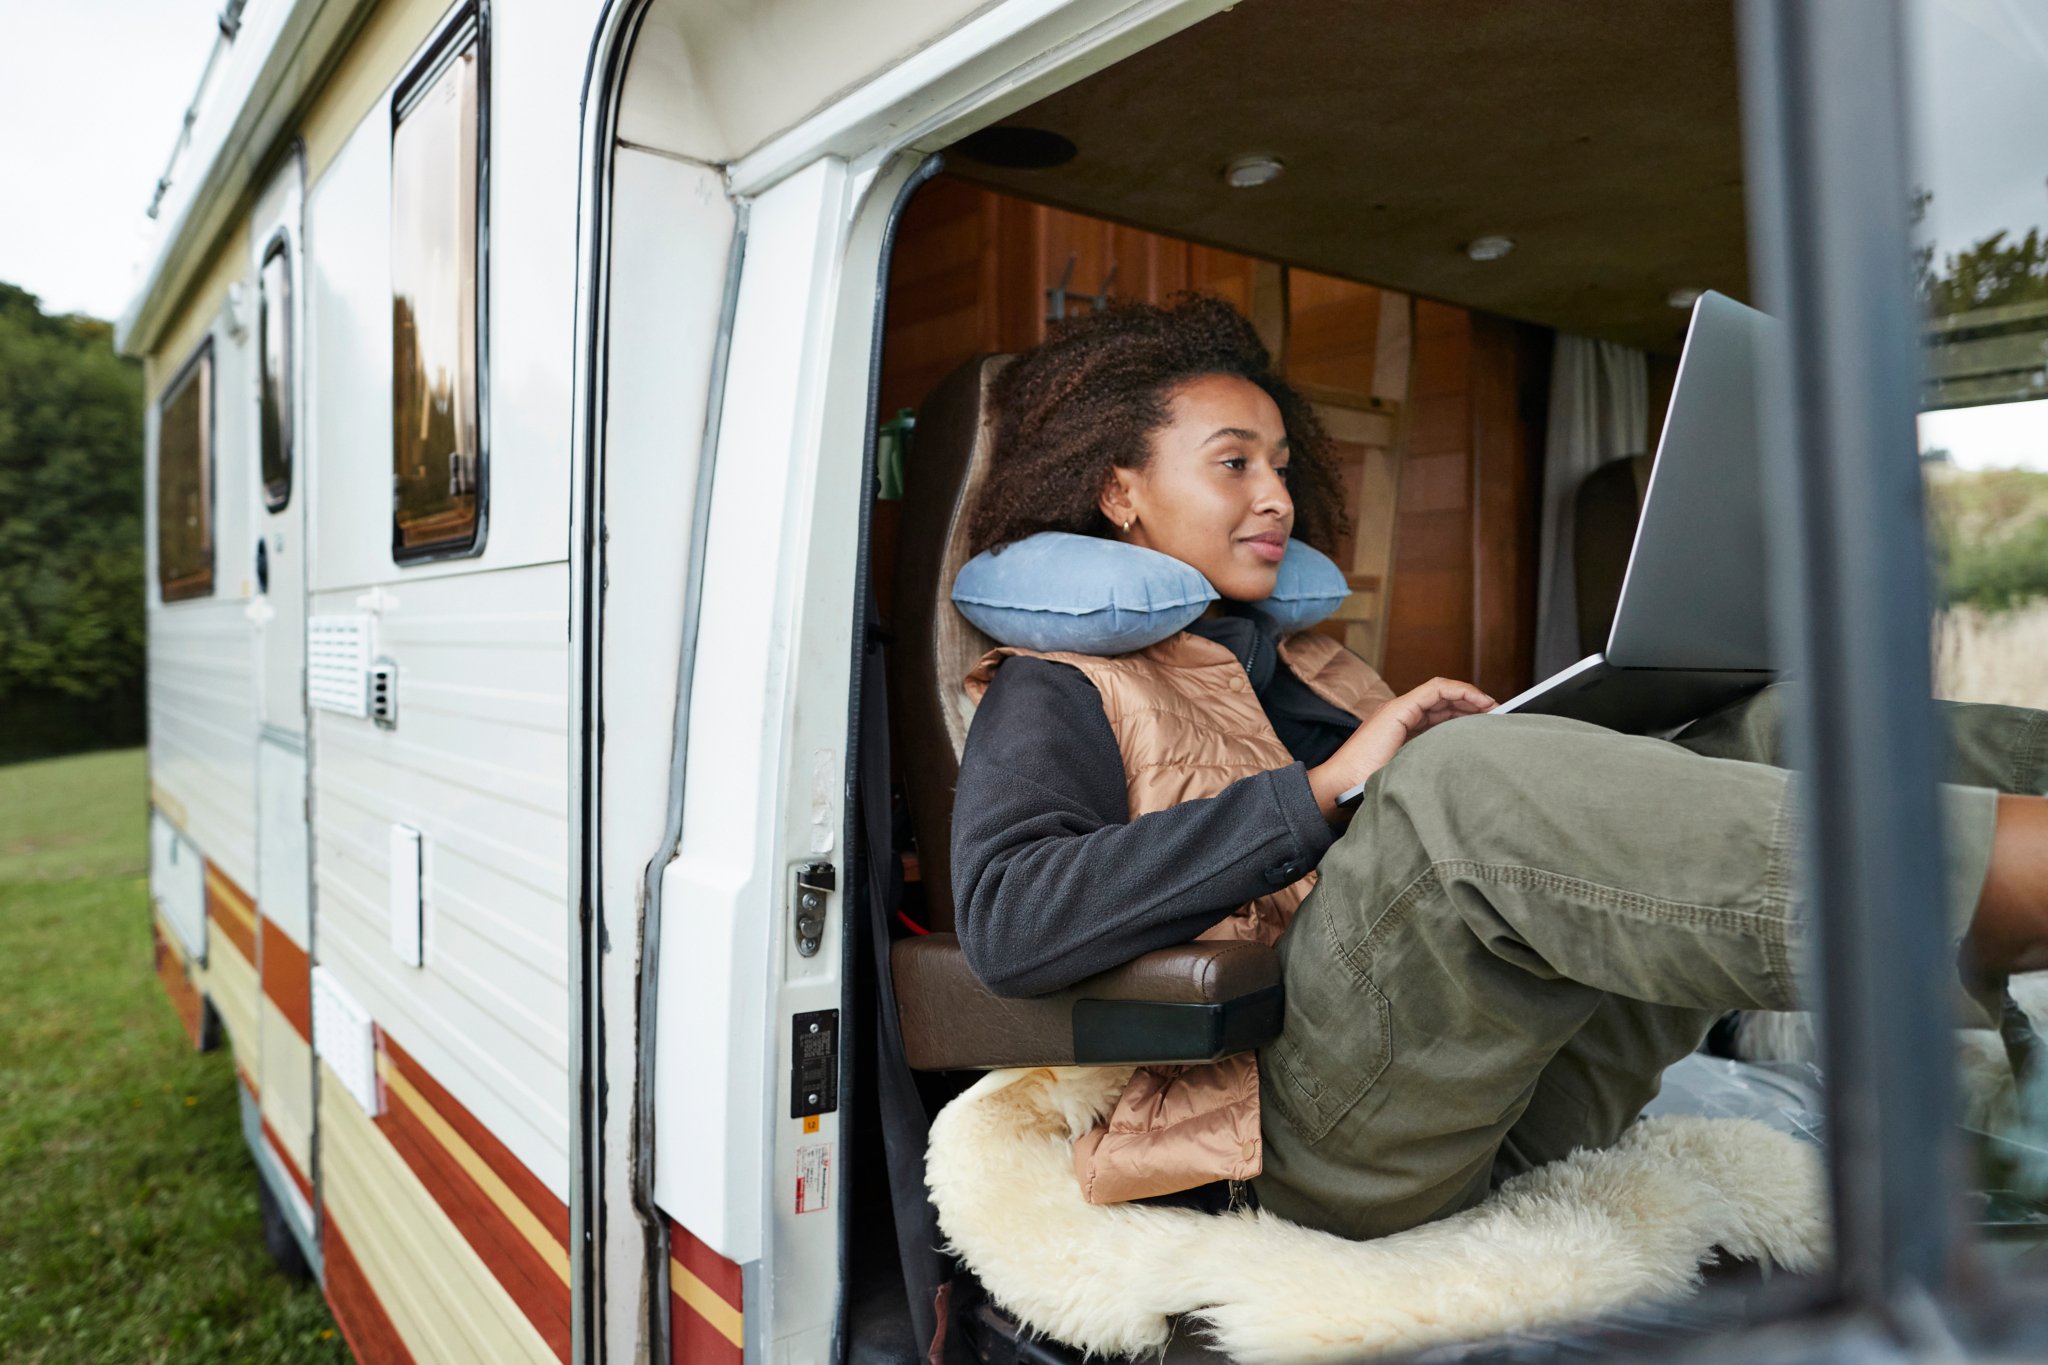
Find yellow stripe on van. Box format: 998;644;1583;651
670;1258;745;1348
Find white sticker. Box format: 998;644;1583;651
809;749;837;855
796;1143;831;1215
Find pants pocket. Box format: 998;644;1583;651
1263;930;1393;1145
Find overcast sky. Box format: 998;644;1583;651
1910;0;2048;258
0;0;221;322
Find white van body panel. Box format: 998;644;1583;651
311;560;572;1194
247;160;308;740
291;0;595;1208
724;0;1231;196
650;157;851;1262
586;142;741;1352
148;307;261;898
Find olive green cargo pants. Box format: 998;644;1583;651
1254;685;2048;1241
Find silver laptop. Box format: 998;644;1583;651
1489;290;1780;732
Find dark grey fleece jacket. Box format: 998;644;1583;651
949;613;1364;997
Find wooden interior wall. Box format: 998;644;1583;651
875;178;1264;419
1470;317;1550;700
875;174;1543;695
1381;300;1473;686
1380;305;1546;697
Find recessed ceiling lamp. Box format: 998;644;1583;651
1667;286;1706;309
1465;235;1515;262
1223;155;1285;189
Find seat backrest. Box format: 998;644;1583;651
1573;452;1654;656
888;355;1013;933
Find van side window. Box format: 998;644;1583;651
157;342;214;601
390;7;485;561
258;239;293;511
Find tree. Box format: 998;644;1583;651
0;282;146;761
1920;227;2048;317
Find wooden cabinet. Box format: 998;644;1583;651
877;175;1539;694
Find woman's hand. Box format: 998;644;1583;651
1307;677;1496;822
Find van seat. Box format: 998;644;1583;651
894;933;1282;1069
885;356;1285;1072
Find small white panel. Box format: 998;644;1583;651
311;966;379;1117
388;824;423;968
307;614;372;716
255;738;310;945
150;813;208;963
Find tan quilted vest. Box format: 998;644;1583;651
963;629;1395;1204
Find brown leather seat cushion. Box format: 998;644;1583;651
894;933;1283;1070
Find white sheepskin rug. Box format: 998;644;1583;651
927;1066;1828;1362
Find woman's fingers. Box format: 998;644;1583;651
1313;680;1498;822
1402;678;1496;726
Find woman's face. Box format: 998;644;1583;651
1099;373;1295;601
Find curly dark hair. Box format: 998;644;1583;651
968;293;1350;557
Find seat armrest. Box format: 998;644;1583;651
891;933;1283;1070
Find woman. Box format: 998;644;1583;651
948;294;2048;1241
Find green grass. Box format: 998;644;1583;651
0;748;350;1363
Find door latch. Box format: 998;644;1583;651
793;863;834;957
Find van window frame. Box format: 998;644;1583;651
156;336;216;603
258;231;294;513
1739;0;1989;1322
387;0;491;565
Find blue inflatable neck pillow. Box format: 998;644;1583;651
951;531;1351;655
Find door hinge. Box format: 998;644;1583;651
793;862;834;957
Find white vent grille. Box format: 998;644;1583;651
308;614;372;716
311;966;380;1116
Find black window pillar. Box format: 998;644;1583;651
1738;0;1969;1314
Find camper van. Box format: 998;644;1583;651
125;0;2048;1360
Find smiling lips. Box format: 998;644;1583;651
1241;532;1288;563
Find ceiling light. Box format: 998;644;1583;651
1465;235;1515;262
1223;155;1285;189
1667;287;1706;310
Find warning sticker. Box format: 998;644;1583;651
796;1143;831;1215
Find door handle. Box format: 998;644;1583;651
255;537;270;594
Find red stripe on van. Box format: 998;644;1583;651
670;1219;744;1364
372;1031;571;1360
204;863;258;964
152;923;206;1049
258;915;312;1043
376;1084;571;1360
381;1034;571;1244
